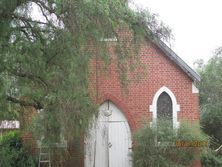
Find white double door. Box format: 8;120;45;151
85;101;132;167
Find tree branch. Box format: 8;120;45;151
13;14;49;25
215;145;222;154
19;28;34;41
6;95;43;109
33;0;56;14
35;1;50;23
10;70;48;88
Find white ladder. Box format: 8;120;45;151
38;146;51;167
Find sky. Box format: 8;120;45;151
133;0;222;67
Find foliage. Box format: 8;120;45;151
0;0;171;150
200;106;222;148
0;131;36;167
200;48;222;148
133;121;207;167
201;149;222;167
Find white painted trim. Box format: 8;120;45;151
150;86;180;129
192;83;199;93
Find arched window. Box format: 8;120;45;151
150;86;180;128
157;92;173;120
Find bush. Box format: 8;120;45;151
201;149;222;167
200;105;222;148
133;121;207;167
0;131;37;167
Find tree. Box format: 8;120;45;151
200;48;222;148
0;0;171;157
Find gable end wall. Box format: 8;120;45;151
90;40;200;132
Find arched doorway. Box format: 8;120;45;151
85;101;132;167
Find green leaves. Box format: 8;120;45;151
0;1;172;160
0;132;36;167
133;121;207;167
200;49;222;148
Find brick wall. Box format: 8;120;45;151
89;38;200;167
89;40;199;132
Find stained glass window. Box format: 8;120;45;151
157;92;172;120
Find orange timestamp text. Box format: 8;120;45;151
175;140;208;147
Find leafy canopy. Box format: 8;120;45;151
200;48;222;148
0;0;171;142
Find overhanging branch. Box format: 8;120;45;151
10;70;48;88
6;95;43;110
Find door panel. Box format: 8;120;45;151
109;122;131;167
85;101;132;167
95;121;108;167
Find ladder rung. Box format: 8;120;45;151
39;144;51;167
40;160;50;163
41;146;49;148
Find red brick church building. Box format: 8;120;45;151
85;30;200;167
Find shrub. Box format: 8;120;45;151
201;149;222;167
200;105;222;148
133;121;207;167
0;131;37;167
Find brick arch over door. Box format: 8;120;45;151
99;93;136;131
149;86;180;128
